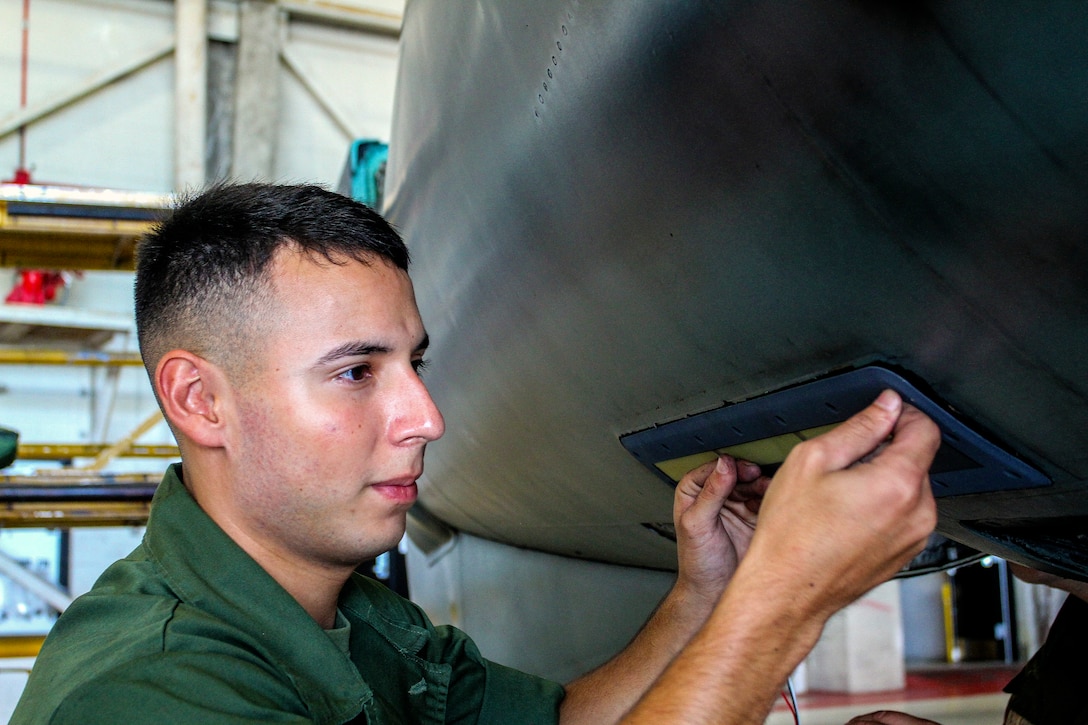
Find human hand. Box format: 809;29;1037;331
740;389;940;620
845;711;941;725
673;455;771;607
1009;563;1088;603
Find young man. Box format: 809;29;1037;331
12;183;940;724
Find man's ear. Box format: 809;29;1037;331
155;351;230;449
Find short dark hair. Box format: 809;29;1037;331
135;183;410;378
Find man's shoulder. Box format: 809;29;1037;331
35;552;178;671
14;562;294;725
17;650;309;725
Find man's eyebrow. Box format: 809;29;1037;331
315;334;430;367
315;342;390;367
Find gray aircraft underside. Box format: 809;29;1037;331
383;1;1088;580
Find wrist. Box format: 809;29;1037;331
623;561;829;725
710;559;830;668
664;575;720;629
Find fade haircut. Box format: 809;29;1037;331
134;183;410;382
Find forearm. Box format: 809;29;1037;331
559;581;714;725
619;563;825;725
560;393;938;725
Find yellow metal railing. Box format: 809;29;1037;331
17;443;179;460
0;499;154;527
0;635;45;658
0;349;143;366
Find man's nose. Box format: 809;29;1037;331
390;370;445;445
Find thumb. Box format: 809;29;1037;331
816;389;903;471
675;456;738;521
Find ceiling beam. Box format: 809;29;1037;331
279;0;401;37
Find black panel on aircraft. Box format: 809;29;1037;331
621;365;1050;498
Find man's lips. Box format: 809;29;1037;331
371;477;419;504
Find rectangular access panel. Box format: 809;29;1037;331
621;366;1050;498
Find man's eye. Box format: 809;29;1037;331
412;358;430;376
339;364;371;382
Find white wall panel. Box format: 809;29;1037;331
274;21;399;184
0;0;172;108
285;21;398;141
407;532;675;683
273;69;349;184
68;527;145;597
24;58;175;191
0;270;170;458
0;0;174;191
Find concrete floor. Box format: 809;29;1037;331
767;694;1008;725
766;664;1019;725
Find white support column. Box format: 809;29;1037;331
231;0;282;181
175;0;208;191
804;580;906;693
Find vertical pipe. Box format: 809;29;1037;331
19;0;29;109
997;558;1016;663
941;572;958;663
174;0;208;191
16;0;31;180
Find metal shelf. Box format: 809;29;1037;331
0;303;133;349
16;443;178;461
0;183;170;271
0;473;158;527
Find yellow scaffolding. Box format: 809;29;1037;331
17;443;179;460
0;349;143;366
0;185;169;271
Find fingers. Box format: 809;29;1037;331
677;456;740;523
813;389;903;471
864;404;941;477
729;461;769;497
744;391;941;617
672;454;759;605
729;461;770;515
676;458;769;518
784;392;940;502
1009;563;1088;602
848;404;940;549
845;711;941;725
736;459;763;483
